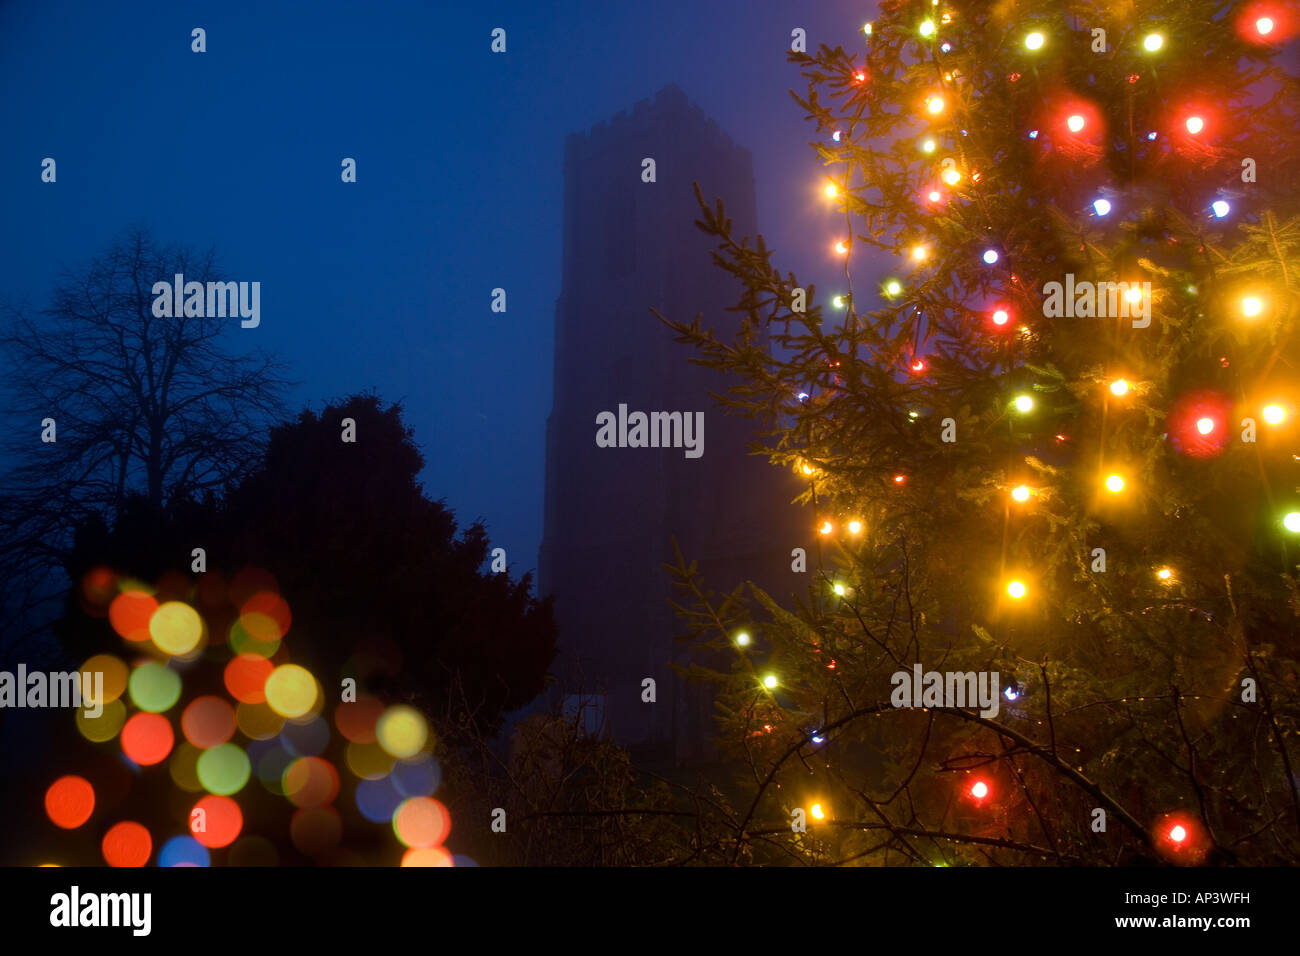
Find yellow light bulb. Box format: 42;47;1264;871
1124;287;1143;304
921;138;936;153
735;631;751;646
1011;485;1030;502
1143;33;1163;52
848;520;863;534
1242;296;1263;318
825;184;837;198
1025;32;1044;51
942;168;961;186
1006;580;1027;600
1105;474;1126;494
885;280;902;296
763;674;778;689
835;240;849;255
1109;379;1129;396
927;96;945;115
1013;394;1033;412
811;803;825;820
920;20;935;37
819;520;833;535
911;244;928;261
1262;404;1285;425
1156;568;1172;581
832;583;846;596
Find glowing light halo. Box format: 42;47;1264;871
392;796;451;849
376;704;429;759
197;743;252;796
45;776;95;829
264;664;318;718
149;601;203;656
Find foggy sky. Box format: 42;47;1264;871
0;0;866;579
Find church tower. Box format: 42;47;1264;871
539;85;800;764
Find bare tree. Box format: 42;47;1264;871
0;225;290;645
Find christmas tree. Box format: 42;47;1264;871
662;0;1300;865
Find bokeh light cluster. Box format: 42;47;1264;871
41;565;465;867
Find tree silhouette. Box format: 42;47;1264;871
57;394;557;743
0;225;289;653
223;394;558;739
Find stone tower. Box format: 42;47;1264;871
539;85;800;764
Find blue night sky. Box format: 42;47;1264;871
0;1;873;578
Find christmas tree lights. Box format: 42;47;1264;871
660;0;1300;868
